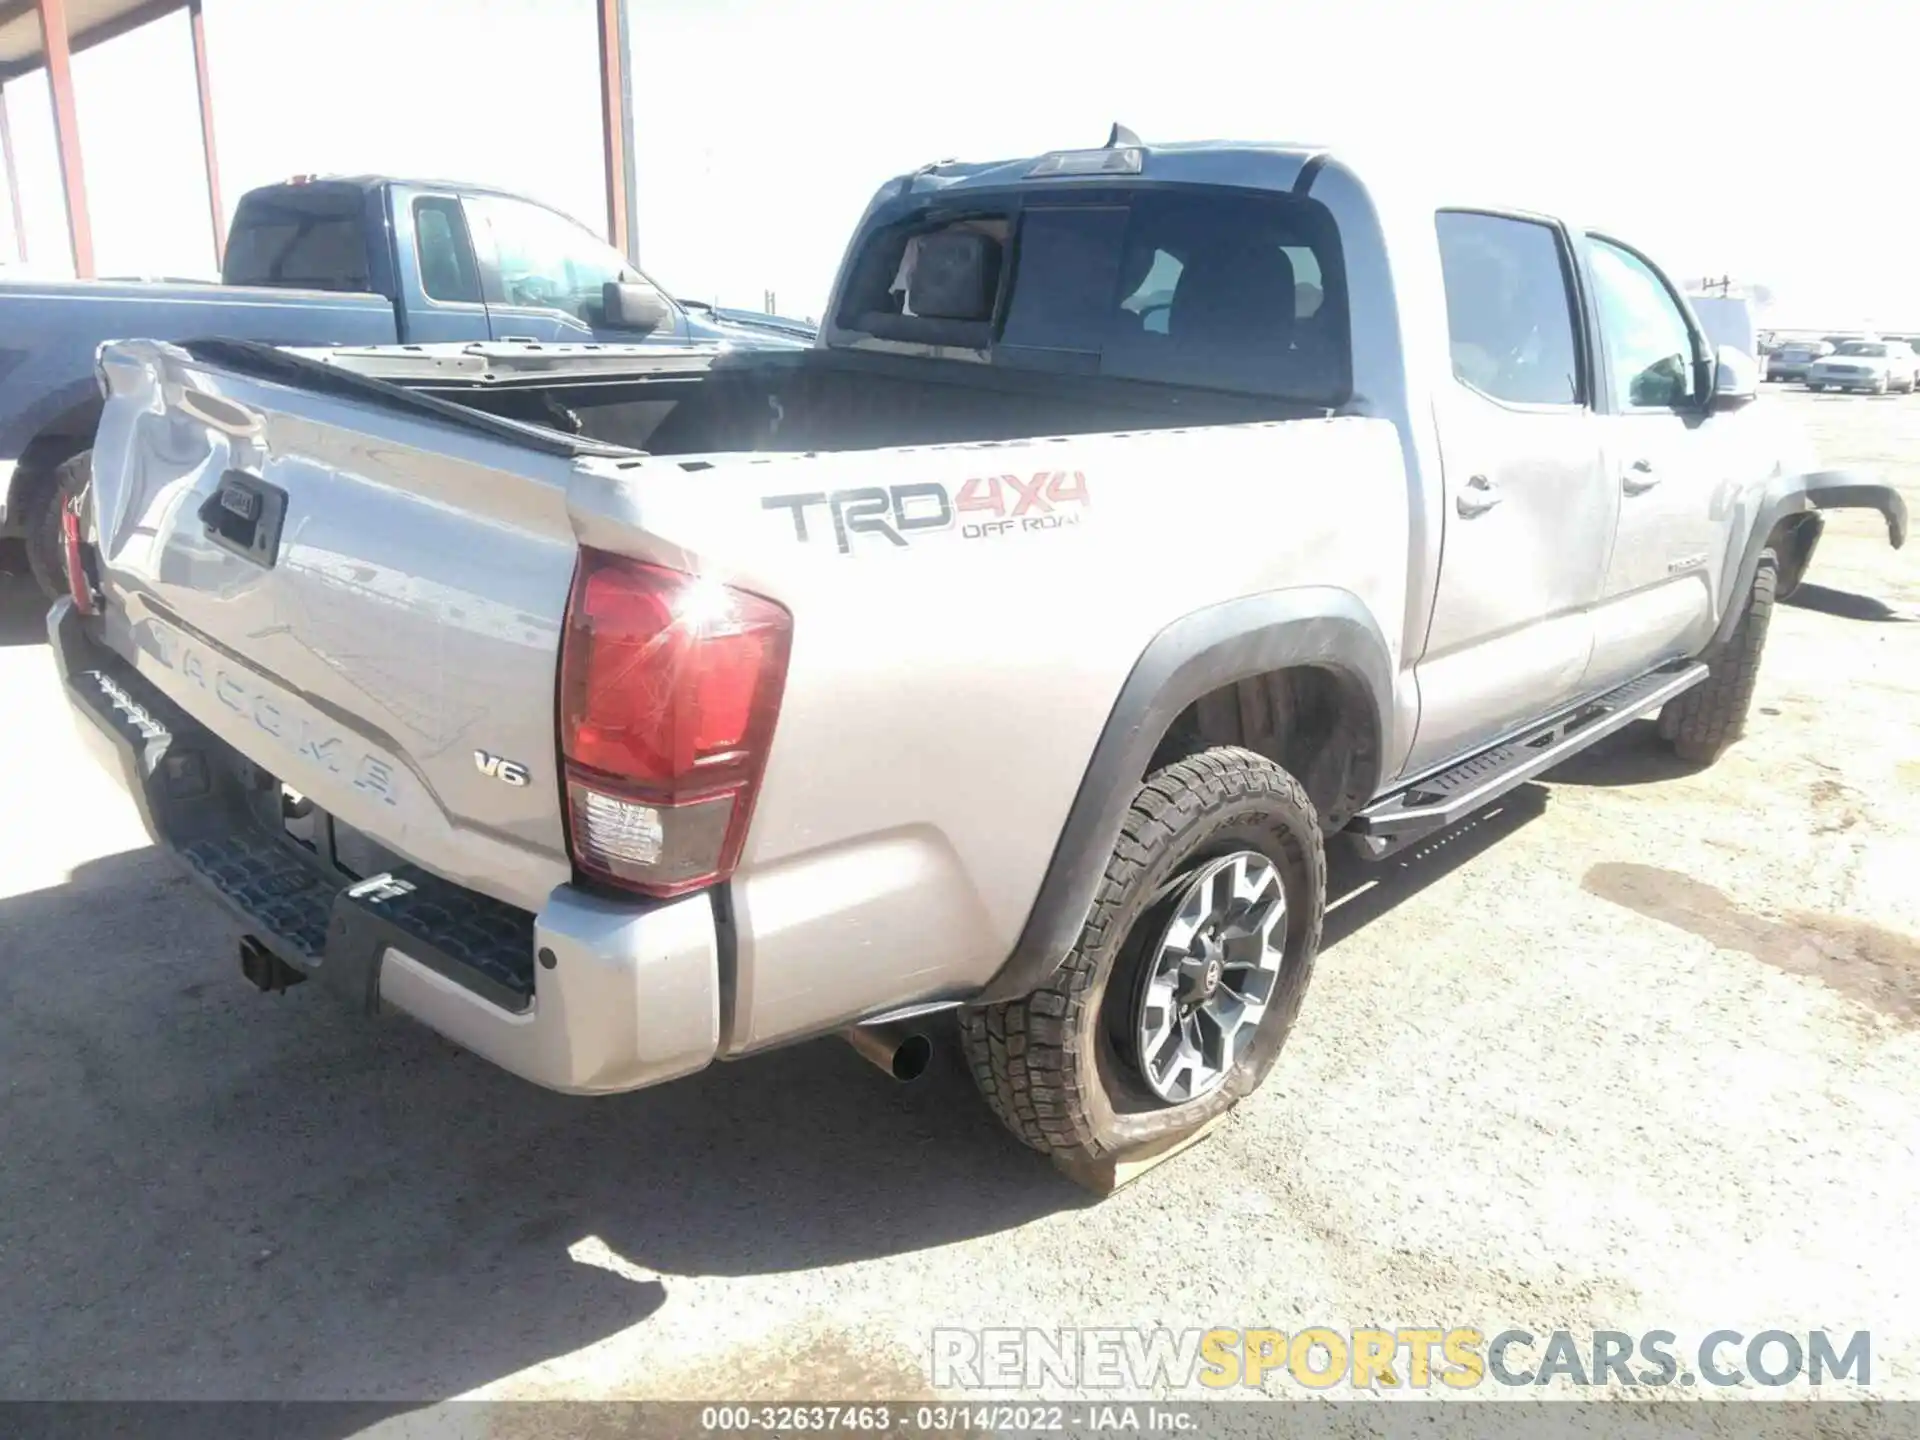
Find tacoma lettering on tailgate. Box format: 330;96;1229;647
142;619;403;807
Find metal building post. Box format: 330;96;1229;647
597;0;637;264
35;0;94;276
615;0;638;263
188;0;223;267
0;84;25;262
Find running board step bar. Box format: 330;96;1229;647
1349;661;1710;857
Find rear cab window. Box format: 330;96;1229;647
833;186;1350;404
223;183;373;293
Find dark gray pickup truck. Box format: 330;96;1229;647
0;174;812;594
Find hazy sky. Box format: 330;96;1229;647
0;0;1909;328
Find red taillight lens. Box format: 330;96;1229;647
558;551;791;898
61;498;94;616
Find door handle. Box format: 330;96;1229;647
1623;459;1662;495
1456;474;1502;517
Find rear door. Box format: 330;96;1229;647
1580;234;1727;692
1406;210;1614;776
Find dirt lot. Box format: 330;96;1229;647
1;388;1915;1413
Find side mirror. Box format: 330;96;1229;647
602;280;671;333
1710;344;1759;411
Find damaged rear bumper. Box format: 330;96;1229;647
49;598;721;1096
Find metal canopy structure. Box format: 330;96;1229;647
0;0;638;278
0;0;210;275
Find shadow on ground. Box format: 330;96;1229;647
0;563;48;647
0;720;1694;1410
0;847;1086;1405
1323;786;1548;949
1537;717;1703;789
1783;582;1915;623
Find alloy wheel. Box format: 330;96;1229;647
1133;851;1287;1103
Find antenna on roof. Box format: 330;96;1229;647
1106;123;1142;148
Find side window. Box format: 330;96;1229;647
466;195;637;323
1586;238;1700;409
412;197;482;304
1434;211;1583;406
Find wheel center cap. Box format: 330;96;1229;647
1178;936;1226;1004
1201;956;1222;997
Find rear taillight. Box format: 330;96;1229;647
60;497;94;616
558;550;792;898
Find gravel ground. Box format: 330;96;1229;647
0;389;1915;1420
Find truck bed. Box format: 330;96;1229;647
72;335;1404;1064
304;341;1319;456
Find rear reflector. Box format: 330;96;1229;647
559;552;791;898
60;498;94;616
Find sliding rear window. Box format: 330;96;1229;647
836;187;1349;403
223;184;373;293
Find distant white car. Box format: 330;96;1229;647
1806;340;1917;394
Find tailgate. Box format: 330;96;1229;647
85;339;596;912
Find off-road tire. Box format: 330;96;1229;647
959;747;1325;1162
22;450;91;600
1658;550;1776;765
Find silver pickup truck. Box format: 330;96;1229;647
54;136;1907;1166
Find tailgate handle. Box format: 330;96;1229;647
198;472;288;569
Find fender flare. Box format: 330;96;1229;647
1714;468;1907;646
976;587;1394;1003
1801;473;1908;548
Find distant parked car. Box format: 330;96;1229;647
1806;340;1917;393
1767;340;1832;381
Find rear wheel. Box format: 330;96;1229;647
1807;382;1824;392
1658;550;1776;765
22;450;91;600
960;747;1325;1162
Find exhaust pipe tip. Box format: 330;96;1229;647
888;1030;933;1082
842;1021;933;1082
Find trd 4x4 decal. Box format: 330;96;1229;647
763;471;1090;554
